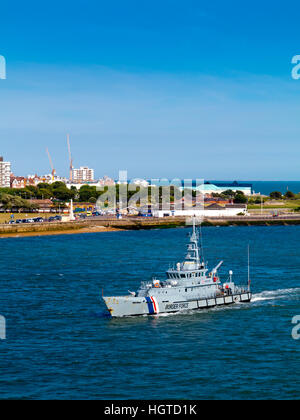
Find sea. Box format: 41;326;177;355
0;225;299;400
210;181;300;195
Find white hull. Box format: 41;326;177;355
103;292;252;318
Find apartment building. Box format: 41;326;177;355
0;156;11;188
72;166;95;183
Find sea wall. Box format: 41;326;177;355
1;216;300;236
0;221;88;235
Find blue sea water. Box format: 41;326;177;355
246;181;300;195
0;226;299;400
210;180;300;195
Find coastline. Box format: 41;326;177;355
0;225;121;238
1;215;300;239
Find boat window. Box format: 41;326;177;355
180;274;186;278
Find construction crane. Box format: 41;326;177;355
46;148;56;181
67;134;73;182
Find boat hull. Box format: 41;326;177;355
103;292;252;318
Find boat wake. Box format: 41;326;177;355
252;287;300;303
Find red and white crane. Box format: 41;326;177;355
46;147;56;181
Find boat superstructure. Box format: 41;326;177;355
103;219;252;317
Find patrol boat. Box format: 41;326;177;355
103;220;252;317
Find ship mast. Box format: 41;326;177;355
185;217;202;267
248;244;251;291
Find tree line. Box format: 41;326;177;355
2;182;296;211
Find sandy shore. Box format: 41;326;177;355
0;225;122;238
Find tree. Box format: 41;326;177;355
270;191;282;200
36;188;53;199
37;183;53;191
222;190;235;197
233;192;247;204
79;185;98;202
284;191;295;199
52;186;74;201
51;182;74;201
51;181;66;189
0;193;36;211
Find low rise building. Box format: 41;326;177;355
30;199;54;213
152;204;248;218
197;181;253;196
99;176;115;187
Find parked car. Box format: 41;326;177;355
92;211;101;216
33;217;44;223
47;216;62;222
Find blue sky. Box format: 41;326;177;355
0;0;300;180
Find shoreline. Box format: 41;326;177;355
1;216;300;238
0;225;121;238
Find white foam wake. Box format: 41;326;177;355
252;287;300;303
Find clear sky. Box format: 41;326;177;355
0;0;300;180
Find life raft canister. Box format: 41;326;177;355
153;280;160;288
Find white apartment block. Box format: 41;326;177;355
0;156;11;188
72;166;95;183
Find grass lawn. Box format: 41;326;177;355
0;213;60;223
248;200;300;210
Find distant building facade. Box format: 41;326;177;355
10;173;68;189
191;181;253;197
152;204;248;218
0;156;11;188
72;167;95;183
98;176;115;187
